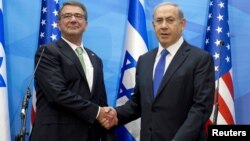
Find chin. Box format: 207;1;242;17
68;31;81;35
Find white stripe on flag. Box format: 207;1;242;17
125;118;141;141
219;75;235;116
0;1;11;140
125;22;148;61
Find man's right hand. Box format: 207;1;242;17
97;107;118;129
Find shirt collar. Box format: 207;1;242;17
157;36;184;57
61;37;85;52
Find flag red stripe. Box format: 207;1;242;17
218;93;234;124
205;119;212;136
222;72;234;99
31;106;36;126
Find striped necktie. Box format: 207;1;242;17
153;49;169;97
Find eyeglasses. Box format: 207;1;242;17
61;13;86;20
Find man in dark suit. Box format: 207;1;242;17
101;2;215;141
30;1;116;141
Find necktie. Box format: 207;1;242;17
153;49;169;97
75;47;86;73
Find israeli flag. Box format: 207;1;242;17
115;0;148;140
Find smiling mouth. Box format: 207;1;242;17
68;26;79;30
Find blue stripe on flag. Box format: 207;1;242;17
115;126;136;141
128;0;148;46
0;9;4;43
0;6;6;87
0;57;6;87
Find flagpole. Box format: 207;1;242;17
213;68;220;125
212;40;224;125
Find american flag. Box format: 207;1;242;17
0;1;11;140
115;0;148;141
204;0;235;125
31;0;60;126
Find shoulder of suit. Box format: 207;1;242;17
142;47;158;57
186;43;211;57
84;47;101;59
37;41;60;55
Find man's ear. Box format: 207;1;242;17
57;22;61;31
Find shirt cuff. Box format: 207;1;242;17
96;106;100;119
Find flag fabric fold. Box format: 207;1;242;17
115;0;148;141
31;0;60;127
204;0;235;125
0;0;11;140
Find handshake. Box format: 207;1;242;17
97;107;118;129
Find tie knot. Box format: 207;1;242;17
75;47;83;55
161;49;169;57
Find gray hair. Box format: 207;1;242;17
152;2;184;20
58;1;88;21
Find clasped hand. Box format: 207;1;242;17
97;107;118;129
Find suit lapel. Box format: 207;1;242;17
145;49;158;101
56;39;88;81
155;41;191;98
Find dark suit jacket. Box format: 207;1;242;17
116;41;215;141
30;39;115;141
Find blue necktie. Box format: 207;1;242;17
153;49;169;97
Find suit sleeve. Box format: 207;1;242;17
173;52;215;141
35;45;99;124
